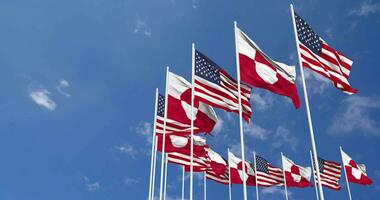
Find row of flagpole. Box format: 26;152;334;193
147;4;365;200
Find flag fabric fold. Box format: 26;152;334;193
205;148;229;184
282;154;312;188
194;50;252;122
293;12;357;94
255;155;284;187
228;151;256;186
314;156;342;190
341;149;372;185
236;27;301;108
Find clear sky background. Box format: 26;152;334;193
0;0;379;199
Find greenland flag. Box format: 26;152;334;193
167;72;218;134
282;154;312;188
157;134;208;157
341;149;373;185
236;27;300;108
228;151;256;186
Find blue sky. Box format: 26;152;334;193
0;0;379;199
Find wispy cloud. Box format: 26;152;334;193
328;96;380;135
136;121;153;143
349;1;380;16
213;118;224;134
29;89;57;111
324;28;333;40
261;186;292;198
132;19;152;37
251;92;275;111
244;123;270;140
83;176;100;191
115;144;137;158
56;79;71;97
272;126;298;152
123;176;139;185
302;69;330;94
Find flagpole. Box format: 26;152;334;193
190;43;196;200
290;4;325;200
148;89;159;200
281;152;289;200
164;154;168;200
204;172;207;200
182;166;185;200
159;66;170;200
152;135;159;200
228;148;232;200
233;20;248;200
340;146;353;200
309;150;320;200
253;151;259;200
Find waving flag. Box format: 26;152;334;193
194;50;252;122
255;155;284;187
168;152;210;172
206;148;229;184
341;149;372;185
236;27;300;108
293;12;357;94
314;156;342;190
162;72;217;135
282;154;312;188
156;134;208;157
228;151;256;186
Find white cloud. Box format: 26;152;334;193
251;92;275;111
244;123;270;140
349;1;380;16
324;28;333;40
328;96;380;135
132;19;152;37
303;69;330;94
56;79;71;97
29;89;57;111
123;176;139;185
272;126;298;152
261;186;292;197
213;118;224;134
83;176;100;191
115;144;137;158
136;122;153;143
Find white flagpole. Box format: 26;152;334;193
253;151;259;200
204;172;207;200
281;153;289;200
152;135;159;200
233;20;248;200
159;67;170;200
228;148;232;200
182;166;185;200
289;4;325;200
190;43;196;200
309;150;320;200
340;146;353;200
164;154;168;200
148;88;159;200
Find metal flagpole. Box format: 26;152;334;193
309;150;320;200
148;89;159;200
281;153;289;200
253;151;259;200
182;166;185;200
159;67;170;200
190;43;196;200
204;172;207;200
152;135;159;200
340;146;353;200
289;4;325;200
233;21;248;200
164;154;168;200
228;148;232;200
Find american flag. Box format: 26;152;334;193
194;50;252;122
294;12;357;94
167;152;210;172
314;157;342;190
155;93;194;135
206;170;229;185
255;155;284;186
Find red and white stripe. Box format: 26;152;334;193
195;70;252;122
256;165;284;187
315;159;342;190
206;170;229;185
167;152;210;172
298;40;357;94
